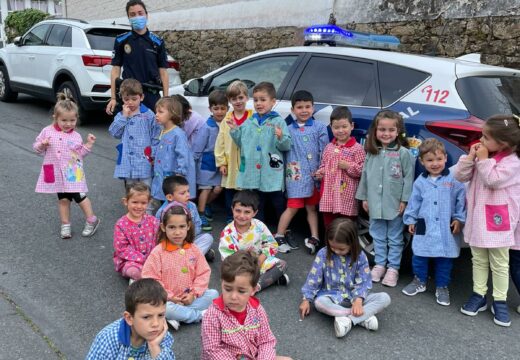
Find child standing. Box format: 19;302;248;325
402;139;466;306
275;90;329;254
355;110;414;287
299;218;391;338
151;97;196;208
219;191;289;291
215;80;254;223
86;278;175;359
142;204;219;330
192;90;227;231
228;82;291;231
173;94;206;147
315;106;366;239
455;115;520;327
108;79;161;189
113;182;159;282
201;251;292;360
33;93;99;239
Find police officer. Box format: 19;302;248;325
106;0;169;115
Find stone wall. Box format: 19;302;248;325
159;15;520;82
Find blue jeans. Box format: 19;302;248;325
510;249;520;296
413;255;453;287
256;190;286;223
224;188;237;220
166;289;219;323
369;216;404;269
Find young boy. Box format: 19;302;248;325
201;251;292;360
228;82;291;244
219;190;289;291
156;175;215;262
402;138;466;306
275;90;329;253
192;90;227;231
215;80;254;223
86;278;175;359
108;78;161;191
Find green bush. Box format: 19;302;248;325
5;9;49;43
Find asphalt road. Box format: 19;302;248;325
1;95;519;360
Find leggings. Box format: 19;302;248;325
258;260;287;291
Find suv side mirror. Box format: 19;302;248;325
184;78;203;96
13;37;21;46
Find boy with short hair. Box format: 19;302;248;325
193;90;227;231
86;278;175;359
219;190;289;291
215;80;254;223
108;78;161;191
201;251;292;360
156;175;215;262
228;82;292;247
402;138;466;306
275;90;329;253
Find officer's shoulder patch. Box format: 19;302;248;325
148;32;163;46
115;31;132;43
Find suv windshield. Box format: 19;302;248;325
86;28;128;51
456;76;520;119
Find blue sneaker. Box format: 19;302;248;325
204;205;214;221
460;292;487;316
200;214;212;231
491;301;511;327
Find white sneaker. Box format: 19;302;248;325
334;316;352;338
81;218;100;237
60;224;72;239
167;319;180;330
359;315;379;331
128;279;135;286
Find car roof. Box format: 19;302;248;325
38;18;130;31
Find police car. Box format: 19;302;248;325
172;25;520;260
0;18;181;123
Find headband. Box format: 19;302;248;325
160;201;191;222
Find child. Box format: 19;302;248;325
228;82;291;233
108;78;161;190
33;93;99;239
219;190;289;291
192;90;227;231
315;106;366;239
402;139;466;306
299;218;391;338
355;110;415;287
173;94;206;147
86;278;175;359
215;80;254;223
113;182;159;282
142;204;219;330
455;114;520;327
151;97;196;208
275;90;329;254
155;175;215;261
201;251;292;360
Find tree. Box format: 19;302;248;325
5;9;49;43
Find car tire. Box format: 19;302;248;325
0;65;19;102
56;81;87;125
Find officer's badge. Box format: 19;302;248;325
124;44;132;54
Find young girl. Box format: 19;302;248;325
33;93;99;239
355;110;415;287
142;203;219;330
113;182;159;282
455;114;520;327
299;218;391;338
150;97;196;207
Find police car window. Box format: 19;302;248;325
456;76;520;119
293;56;377;106
379;62;429;106
86;28;128;51
23;24;50;46
47;24;69;46
206;56;298;95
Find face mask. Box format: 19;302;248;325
129;16;147;31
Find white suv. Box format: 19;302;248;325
0;18;181;122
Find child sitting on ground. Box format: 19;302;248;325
201;250;292;360
219;190;289;291
86;278;175;359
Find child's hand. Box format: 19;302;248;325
169;296;183;304
275;126;283;140
41;137;51;148
338;159;349;170
408;224;415;234
180;292;195;305
362;201;369;214
85;134;96;149
468;143;480;160
299;299;310;320
220;165;228;176
451;219;461;234
147;318;168;358
226;118;237;130
313;169;324;180
475;143;489;160
351;298;364;317
399;202;406;215
122;104;132;118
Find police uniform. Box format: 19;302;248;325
112;30;168;110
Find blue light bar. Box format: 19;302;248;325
304;24;400;50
